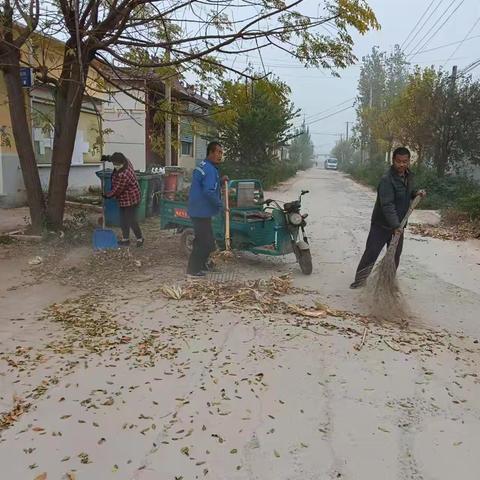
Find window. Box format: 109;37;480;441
180;121;194;157
181;141;193;156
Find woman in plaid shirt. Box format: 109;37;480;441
104;152;144;247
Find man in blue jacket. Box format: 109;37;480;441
187;141;224;276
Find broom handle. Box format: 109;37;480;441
102;161;106;229
224;179;231;251
389;194;422;250
399;194;422;230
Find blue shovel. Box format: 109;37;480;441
93;162;118;250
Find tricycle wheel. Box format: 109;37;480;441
297;248;313;275
180;228;195;257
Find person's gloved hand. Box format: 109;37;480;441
222;175;230;184
417;189;427;198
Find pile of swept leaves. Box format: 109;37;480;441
409;210;480;241
159;275;372;321
159;275;304;315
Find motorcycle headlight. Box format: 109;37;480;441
289;212;303;225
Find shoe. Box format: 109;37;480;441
350;281;365;289
136;238;145;248
202;263;218;273
118;239;130;246
187;271;206;278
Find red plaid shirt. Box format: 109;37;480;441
108;161;141;207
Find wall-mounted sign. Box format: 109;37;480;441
20;68;33;88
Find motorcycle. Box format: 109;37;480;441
264;190;312;275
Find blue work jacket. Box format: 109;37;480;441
187;159;222;218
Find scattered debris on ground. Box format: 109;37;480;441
0;397;31;431
409;215;480;241
157;274;302;315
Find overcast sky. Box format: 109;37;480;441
244;0;480;154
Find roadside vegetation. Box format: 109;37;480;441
332;46;480;225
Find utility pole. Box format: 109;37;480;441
439;65;457;176
345;122;351;141
450;65;458;92
165;48;172;167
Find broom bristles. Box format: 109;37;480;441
366;235;407;323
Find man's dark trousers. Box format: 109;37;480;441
353;223;404;284
187;217;216;274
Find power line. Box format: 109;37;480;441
309;132;343;136
460;57;480;76
444;16;480;66
401;0;436;50
414;34;480;56
407;0;457;56
305;105;354;127
303;98;355;122
404;0;446;52
409;0;465;58
414;0;466;57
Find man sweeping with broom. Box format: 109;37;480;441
350;147;426;289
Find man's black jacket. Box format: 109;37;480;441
371;166;417;230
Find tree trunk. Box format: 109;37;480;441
417;146;423;167
1;51;46;232
46;50;87;229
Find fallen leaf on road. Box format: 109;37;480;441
274;450;280;458
383;339;400;352
34;474;47;480
288;304;327;318
78;452;91;464
29;256;43;266
160;285;184;300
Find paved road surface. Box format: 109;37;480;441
1;169;480;480
258;168;480;337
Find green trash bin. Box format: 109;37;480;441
136;173;150;222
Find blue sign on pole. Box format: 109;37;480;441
20;68;32;88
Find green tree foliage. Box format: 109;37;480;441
331;138;358;168
0;0;379;229
214;77;298;186
355;46;409;160
289;123;315;170
345;49;480;217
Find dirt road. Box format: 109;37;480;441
1;170;480;480
259;168;480;337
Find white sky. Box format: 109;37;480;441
243;0;480;154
